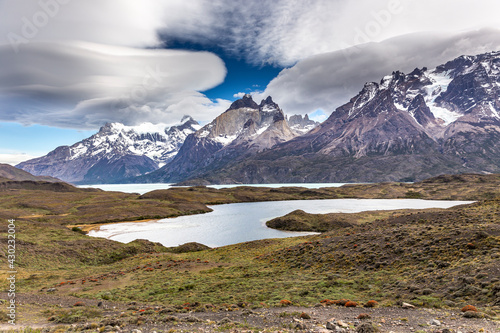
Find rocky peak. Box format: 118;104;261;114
259;96;280;110
228;94;259;110
288;114;319;134
172;116;200;132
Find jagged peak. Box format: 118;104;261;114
259;96;281;113
259;96;275;106
228;94;259;110
181;115;195;123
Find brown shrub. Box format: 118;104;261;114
279;300;292;306
345;301;358;307
364;300;378;308
357;313;371;320
335;299;349;306
320;299;336;306
461;304;478;312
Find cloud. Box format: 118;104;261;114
0;153;38;165
0;0;166;48
0;42;229;128
233;92;246;99
257;28;500;115
2;0;500;68
157;0;500;67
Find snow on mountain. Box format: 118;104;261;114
17;117;200;183
182;51;500;184
140;95;298;183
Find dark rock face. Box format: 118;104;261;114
227;94;259;110
184;51;500;184
17;117;200;184
83;155;158;183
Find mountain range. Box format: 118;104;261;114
17;116;201;183
17;51;500;184
180;51;500;184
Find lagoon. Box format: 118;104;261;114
89;198;472;248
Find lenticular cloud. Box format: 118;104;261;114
0;42;228;128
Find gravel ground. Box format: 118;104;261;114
1;293;499;332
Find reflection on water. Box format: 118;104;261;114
89;199;472;248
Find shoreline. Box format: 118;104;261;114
66;218;159;233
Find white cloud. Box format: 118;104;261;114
0;0;166;48
0;42;229;128
233;92;246;99
258;29;500;115
0;153;38;165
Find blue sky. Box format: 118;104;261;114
1;0;500;164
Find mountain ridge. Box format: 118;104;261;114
138;95;300;183
17;117;201;184
174;51;500;184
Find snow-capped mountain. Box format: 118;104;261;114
140;95;298;183
288;114;319;134
177;51;500;184
17;116;200;183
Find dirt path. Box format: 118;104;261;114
1;293;498;332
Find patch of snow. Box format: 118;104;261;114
291;124;316;134
198;129;210;138
255;125;270;136
489;102;500;119
261;104;278;112
423;71;460;125
380;75;393;90
70;144;88;160
394;102;408;112
213;134;237;146
429;105;462;125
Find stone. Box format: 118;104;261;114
326;321;345;332
356;322;378;333
402;302;415;309
430;319;441;326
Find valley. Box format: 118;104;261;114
0;173;498;332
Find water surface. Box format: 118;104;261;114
79;183;350;195
89;199;472;247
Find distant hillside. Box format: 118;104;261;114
0;163;61;182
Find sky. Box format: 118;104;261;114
1;0;500;164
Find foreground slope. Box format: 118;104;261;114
0;174;498;331
0;163;60;182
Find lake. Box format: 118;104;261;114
79;183;350;195
88;198;472;248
